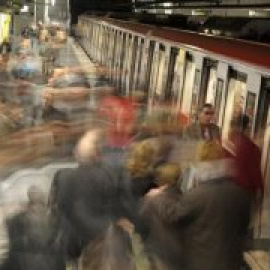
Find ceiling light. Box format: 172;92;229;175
20;5;29;12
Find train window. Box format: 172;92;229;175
165;47;178;101
222;69;247;139
202;59;218;108
255;78;270;146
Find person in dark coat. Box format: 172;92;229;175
1;186;65;270
49;129;126;259
140;164;183;270
184;103;220;141
123;140;158;231
141;143;252;270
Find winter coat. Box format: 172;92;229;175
1;204;65;270
50;162;126;258
184;122;220;141
142;168;252;270
123;171;157;235
140;186;184;270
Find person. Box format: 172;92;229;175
1;186;65;270
41;91;67;123
184;103;220;141
142;142;252;270
139;163;184;269
48;129;126;259
229;113;263;196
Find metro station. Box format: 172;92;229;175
0;0;269;269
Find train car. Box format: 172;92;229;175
77;14;270;255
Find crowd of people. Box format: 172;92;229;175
0;102;264;270
0;21;264;270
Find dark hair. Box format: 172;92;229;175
232;113;250;131
199;103;213;112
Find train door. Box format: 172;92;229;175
181;53;196;118
148;43;171;108
104;27;110;64
170;49;186;110
117;31;124;85
118;33;127;93
109;29;117;82
97;25;102;62
222;69;247;139
100;26;106;64
110;29;117;83
87;23;92;54
148;42;162;109
93;24;99;61
140;39;155;94
84;23;89;53
155;45;171;101
132;37;144;92
129;36;139;93
124;34;135;95
115;32;124;88
91;23;96;59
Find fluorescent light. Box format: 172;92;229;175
163;2;172;7
249;10;256;16
51;0;55;6
20;5;29;12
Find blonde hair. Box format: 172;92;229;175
196;141;224;162
155;163;181;187
126;140;156;178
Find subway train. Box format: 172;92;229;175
77;14;270;241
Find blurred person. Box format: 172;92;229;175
81;217;168;270
182;141;234;192
41;91;67;123
139;163;183;269
81;221;137;270
228;113;263;196
142;142;252;270
99;93;137;148
125;140;158;199
226;113;264;253
184;103;220;141
1;186;65;270
48;129;126;259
